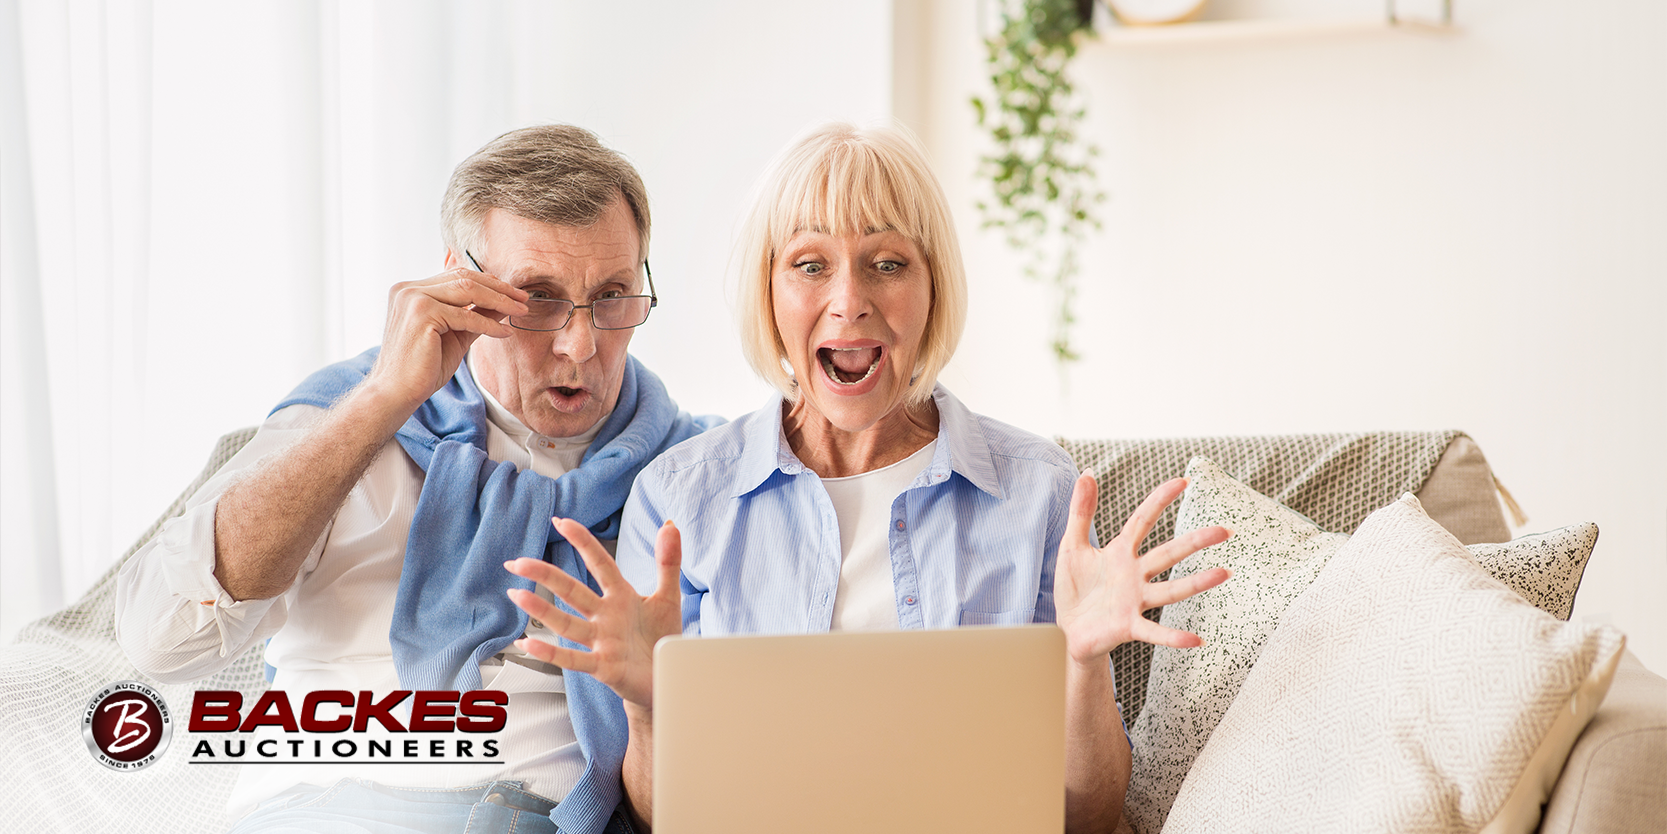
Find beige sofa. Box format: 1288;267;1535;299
1060;431;1667;834
1;429;1662;832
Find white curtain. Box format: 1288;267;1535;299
0;0;535;641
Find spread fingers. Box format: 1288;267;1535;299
1143;566;1232;609
1129;617;1206;649
1117;477;1189;550
506;588;596;647
1141;525;1232;579
513;637;598;676
653;520;683;599
553;518;633;597
503;557;602;618
1062;472;1099;552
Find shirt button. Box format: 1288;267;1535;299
904;596;917;605
895;520;905;531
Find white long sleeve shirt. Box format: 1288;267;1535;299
116;369;607;819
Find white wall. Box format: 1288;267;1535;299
901;0;1667;671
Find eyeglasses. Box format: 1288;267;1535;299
465;250;657;332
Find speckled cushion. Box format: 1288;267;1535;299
1467;524;1597;621
1122;457;1603;834
1122;458;1349;834
1162;494;1625;834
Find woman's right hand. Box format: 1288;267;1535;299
504;518;684;711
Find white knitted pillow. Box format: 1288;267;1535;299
1161;494;1625;834
1122;457;1601;834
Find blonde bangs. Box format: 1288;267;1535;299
766;138;935;259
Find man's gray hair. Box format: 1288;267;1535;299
441;124;650;261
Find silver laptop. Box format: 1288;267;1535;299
652;625;1066;834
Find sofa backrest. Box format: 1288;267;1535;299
1054;431;1510;729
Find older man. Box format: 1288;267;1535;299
116;125;713;834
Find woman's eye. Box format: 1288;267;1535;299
797;261;824;276
875;260;904;274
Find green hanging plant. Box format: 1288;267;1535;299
971;0;1105;364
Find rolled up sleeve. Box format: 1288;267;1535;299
114;407;327;683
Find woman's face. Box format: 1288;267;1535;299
771;228;933;433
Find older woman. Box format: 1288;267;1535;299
504;123;1230;832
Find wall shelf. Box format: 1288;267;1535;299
1097;16;1454;45
1092;1;1454;46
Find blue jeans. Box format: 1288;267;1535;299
227;778;636;834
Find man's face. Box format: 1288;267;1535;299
456;201;642;438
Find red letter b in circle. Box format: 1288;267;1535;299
83;680;173;771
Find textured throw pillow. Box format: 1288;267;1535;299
1161;494;1626;834
1122;458;1350;834
1467;524;1597;621
1122;457;1601;834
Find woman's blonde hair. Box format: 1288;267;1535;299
735;122;967;406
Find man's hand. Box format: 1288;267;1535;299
1054;474;1232;665
211;263;529;602
366;264;530;414
504;518;684;711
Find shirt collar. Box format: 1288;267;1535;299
730;393;800;498
926;385;1003;499
728;384;1004;500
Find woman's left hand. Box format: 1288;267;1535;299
1054;474;1232;665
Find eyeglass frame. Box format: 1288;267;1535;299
464;250;657;332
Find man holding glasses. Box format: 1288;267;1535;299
116;125;715;834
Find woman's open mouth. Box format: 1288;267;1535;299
818;346;883;386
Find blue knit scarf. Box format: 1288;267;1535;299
274;346;718;833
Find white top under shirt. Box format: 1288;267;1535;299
114;353;607;818
823;440;938;632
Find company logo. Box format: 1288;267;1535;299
83;680;173;771
186;690;508;764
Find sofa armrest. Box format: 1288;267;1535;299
1539;650;1667;834
0;428;263;833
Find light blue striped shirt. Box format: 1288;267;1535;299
617;385;1091;636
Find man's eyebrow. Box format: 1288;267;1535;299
511;269;639;293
